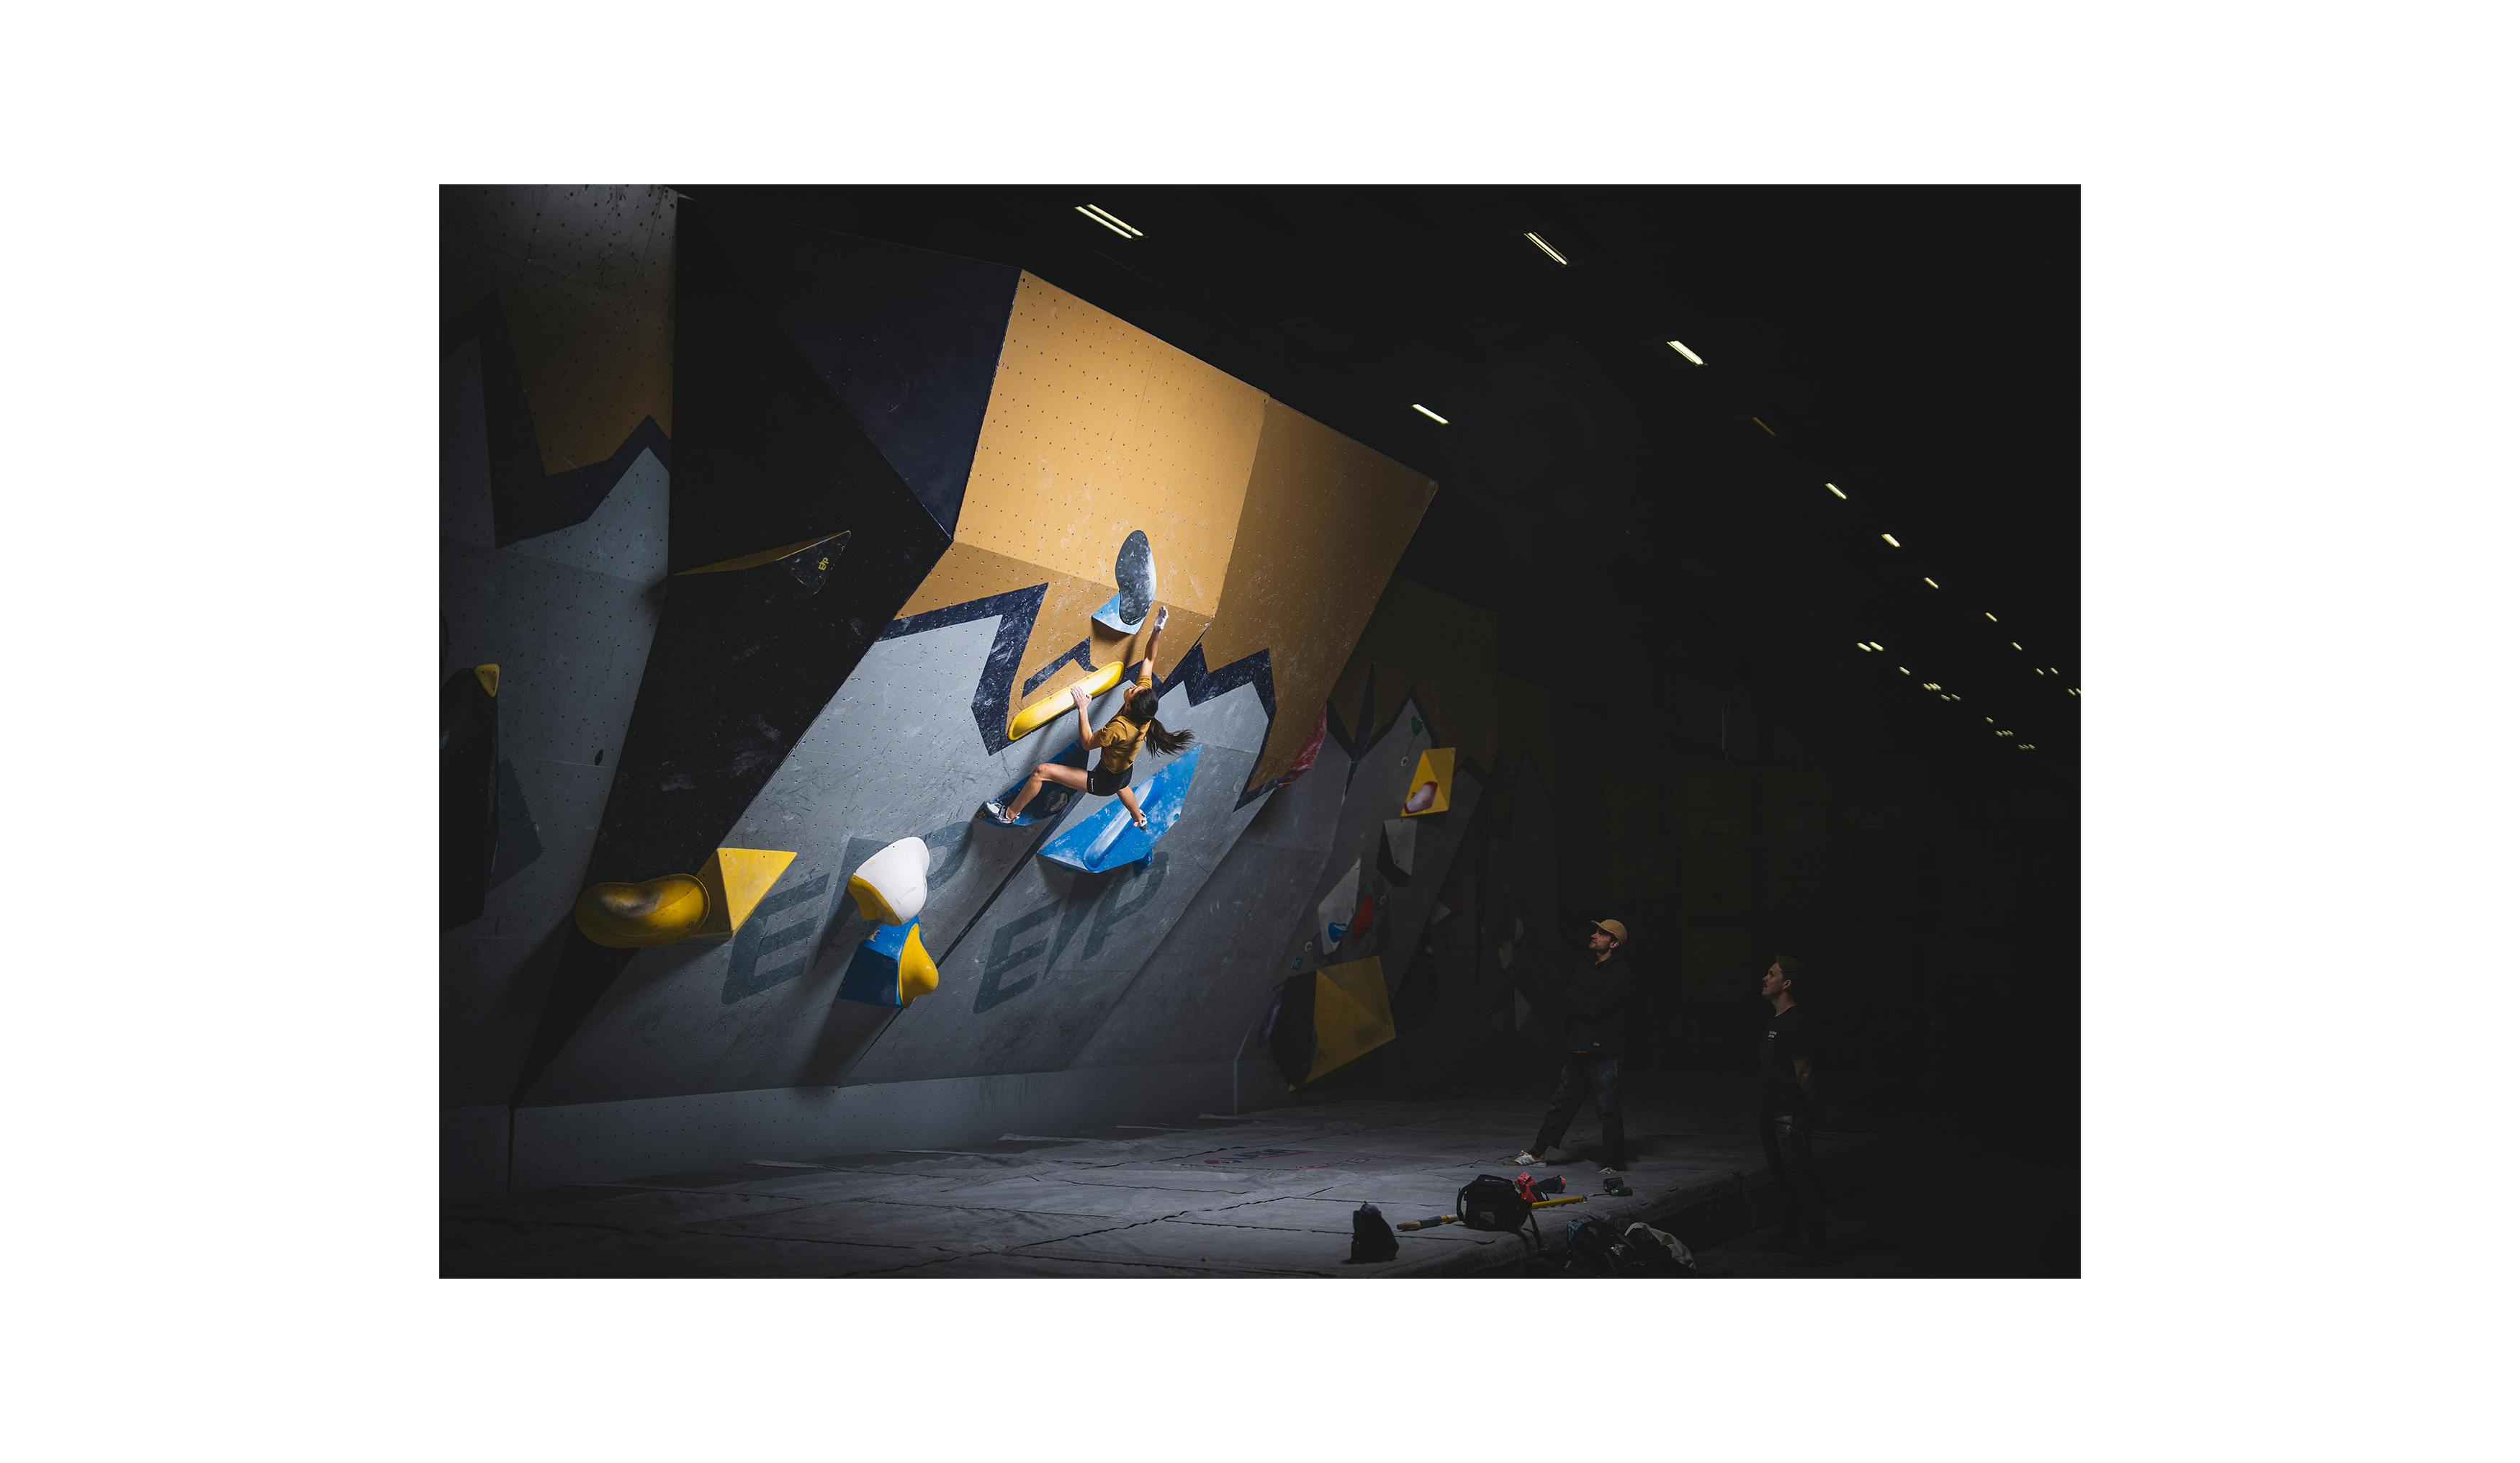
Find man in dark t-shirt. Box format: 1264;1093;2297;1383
1511;919;1635;1179
1759;955;1824;1251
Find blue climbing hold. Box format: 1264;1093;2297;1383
838;920;940;1007
1089;589;1143;635
1037;744;1201;872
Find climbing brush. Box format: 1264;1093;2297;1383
1396;1194;1585;1230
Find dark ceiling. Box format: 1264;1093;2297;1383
671;184;2080;772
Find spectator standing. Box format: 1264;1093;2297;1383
1511;919;1635;1179
1760;955;1824;1251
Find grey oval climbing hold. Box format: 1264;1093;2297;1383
1115;530;1156;624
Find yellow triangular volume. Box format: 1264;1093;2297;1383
695;847;798;938
1308;958;1396;1081
474;663;502;698
1308;976;1378;1062
1320;955;1393;1027
1401;747;1454;817
896;923;940;1004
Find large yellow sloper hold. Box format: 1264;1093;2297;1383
1007;658;1128;740
573;874;712;949
1401;748;1455;817
1307;955;1396;1083
574;847;799;948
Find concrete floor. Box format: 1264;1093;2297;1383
1689;1134;2078;1278
444;1074;1873;1277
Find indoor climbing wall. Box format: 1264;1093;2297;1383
1487;752;1567;1081
1329;575;1501;776
1068;733;1356;1070
444;191;1535;1192
439;186;680;1192
1242;693;1488;1089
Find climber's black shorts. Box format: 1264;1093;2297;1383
1086;765;1130;797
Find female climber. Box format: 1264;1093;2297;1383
986;607;1194;829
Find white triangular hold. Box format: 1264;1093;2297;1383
1318;857;1361;953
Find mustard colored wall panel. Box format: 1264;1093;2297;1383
1202;400;1439;792
955;274;1266;618
899;539;1215;721
1330;575;1500;775
441;184;676;477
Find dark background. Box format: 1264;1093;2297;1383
675;185;2079;1265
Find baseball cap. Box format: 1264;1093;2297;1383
1591;918;1629;944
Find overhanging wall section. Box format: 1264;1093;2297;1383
440;186;678;1120
453;202;1484;1177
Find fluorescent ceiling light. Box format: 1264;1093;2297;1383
1881;534;1900;548
1922;576;1938;588
2012;642;2023;651
1076;204;1141;238
1868;642;1884;651
1752;417;1777;436
1524;232;1569;266
1410;403;1450;424
1856;643;1871;652
1667;339;1705;365
1898;666;1909;675
1825;482;1847;500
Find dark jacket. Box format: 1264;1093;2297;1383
1560;951;1634;1055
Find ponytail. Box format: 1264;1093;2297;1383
1122;686;1194;757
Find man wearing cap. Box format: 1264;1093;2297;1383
1511;919;1635;1179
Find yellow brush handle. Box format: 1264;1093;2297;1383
1397;1194;1585;1232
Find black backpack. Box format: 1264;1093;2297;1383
1457;1174;1537;1243
1564;1217;1634;1273
1349;1203;1398;1263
